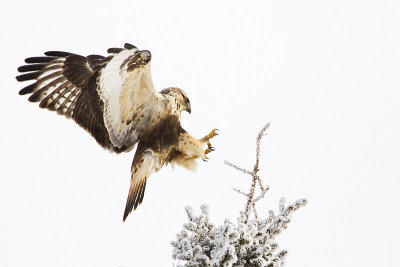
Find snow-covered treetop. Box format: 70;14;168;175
172;123;307;267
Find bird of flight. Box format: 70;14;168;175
16;43;218;221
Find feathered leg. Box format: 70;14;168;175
172;129;218;169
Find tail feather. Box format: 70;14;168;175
123;179;147;221
123;148;158;222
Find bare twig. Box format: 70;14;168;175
256;176;265;192
233;188;250;197
224;122;271;223
244;175;258;222
254;122;271;174
224;161;253;175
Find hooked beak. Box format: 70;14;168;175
186;105;191;114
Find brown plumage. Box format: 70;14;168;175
16;43;218;221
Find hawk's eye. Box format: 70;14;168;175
183;96;190;105
160;88;171;95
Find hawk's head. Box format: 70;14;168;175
160;87;191;114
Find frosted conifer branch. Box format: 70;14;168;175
172;199;305;267
279;198;285;213
172;123;307;267
253;186;270;203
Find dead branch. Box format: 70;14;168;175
233;188;250;197
225;122;271;223
224;161;253;175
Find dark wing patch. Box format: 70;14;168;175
71;72;128;152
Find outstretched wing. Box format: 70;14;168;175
16;50;107;117
16;43;168;151
123;144;161;221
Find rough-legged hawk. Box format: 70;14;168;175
16;43;217;221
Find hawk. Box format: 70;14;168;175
16;43;217;221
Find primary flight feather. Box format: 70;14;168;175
16;43;218;221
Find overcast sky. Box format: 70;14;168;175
1;0;399;266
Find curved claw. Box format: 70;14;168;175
209;146;215;151
208;129;219;139
202;157;210;162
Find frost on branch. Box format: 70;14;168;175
171;123;307;267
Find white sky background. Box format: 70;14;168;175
1;0;399;266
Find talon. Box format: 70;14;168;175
208;129;219;139
202;156;210;162
209;146;215;151
205;148;212;154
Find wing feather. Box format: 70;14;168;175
44;51;76;57
107;47;125;54
24;56;59;63
28;76;66;102
54;85;76;113
46;82;74;110
65;89;82;118
39;80;70;108
16;71;41;82
18;63;47;73
124;43;137;50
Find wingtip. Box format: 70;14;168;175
124;43;137;50
25;56;57;63
44;51;74;57
16;72;40;82
107;47;124;54
18;83;36;95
